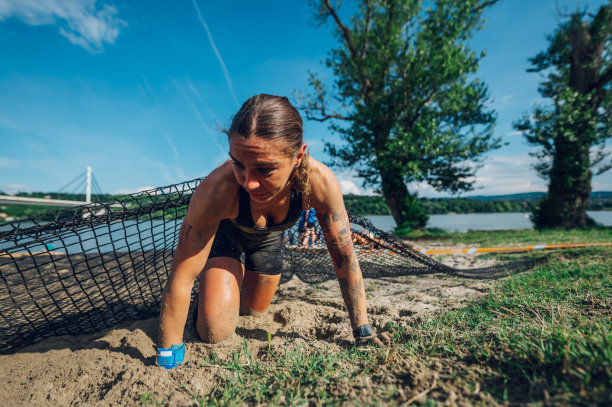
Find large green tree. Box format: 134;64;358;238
299;0;502;229
514;2;612;229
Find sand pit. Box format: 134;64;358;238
0;250;498;406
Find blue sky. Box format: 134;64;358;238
0;0;609;197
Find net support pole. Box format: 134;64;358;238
86;166;92;204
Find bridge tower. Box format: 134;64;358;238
86;166;92;204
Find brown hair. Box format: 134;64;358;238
226;94;310;193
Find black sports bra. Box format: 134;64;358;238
229;186;303;234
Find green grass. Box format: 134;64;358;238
398;226;612;246
189;340;364;406
140;393;166;406
168;232;610;405
402;248;611;404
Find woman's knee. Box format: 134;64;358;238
196;257;243;343
239;271;280;317
196;309;238;343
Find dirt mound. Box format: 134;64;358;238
0;271;497;406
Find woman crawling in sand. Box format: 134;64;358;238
157;94;390;369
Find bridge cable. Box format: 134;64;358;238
57;171;86;193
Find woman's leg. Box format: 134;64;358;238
196;256;244;343
239;269;281;317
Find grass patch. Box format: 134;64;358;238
173;234;610;405
189;340;398;406
399;226;612;246
403;248;611;404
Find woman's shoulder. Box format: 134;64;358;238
308;157;335;185
188;160;239;223
306;157;342;208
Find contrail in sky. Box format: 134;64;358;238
190;0;239;106
186;76;220;127
158;124;187;181
170;77;226;155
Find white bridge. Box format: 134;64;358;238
0;167;120;216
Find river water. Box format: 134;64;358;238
2;211;610;252
366;211;612;233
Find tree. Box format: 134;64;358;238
514;2;612;229
298;0;502;229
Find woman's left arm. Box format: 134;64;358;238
317;204;367;329
312;163;390;346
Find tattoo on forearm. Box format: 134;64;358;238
178;222;192;245
338;276;365;327
319;211;331;233
178;221;206;252
320;208;366;326
320;209;362;274
332;209;345;222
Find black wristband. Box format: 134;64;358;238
353;324;373;339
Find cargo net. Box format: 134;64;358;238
0;178;535;353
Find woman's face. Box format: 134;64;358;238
229;135;305;204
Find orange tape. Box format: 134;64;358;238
419;242;612;255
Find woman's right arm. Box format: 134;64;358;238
157;163;236;349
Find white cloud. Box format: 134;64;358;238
592;179;612;191
408;154;547;197
464;154;547;196
334;171;377;195
0;0;126;53
0;183;29;194
112;186;156;195
338;179;361;195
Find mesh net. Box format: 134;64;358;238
0;178;535;353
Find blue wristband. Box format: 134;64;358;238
156;342;185;369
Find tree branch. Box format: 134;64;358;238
591;66;612;92
471;0;500;14
323;0;358;58
404;88;438;132
359;0;372;60
304;111;352;122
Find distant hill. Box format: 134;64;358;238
457;191;612;201
341;191;612;216
462;192;546;201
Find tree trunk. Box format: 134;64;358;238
536;142;594;228
380;169;409;226
379;167;428;230
535;11;608;229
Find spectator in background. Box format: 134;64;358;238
298;208;318;247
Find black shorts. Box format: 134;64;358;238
208;220;284;275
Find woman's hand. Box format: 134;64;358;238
156;342;185;369
355;332;393;347
353;324;392;347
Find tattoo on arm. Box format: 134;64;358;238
320;209;353;269
177;221;207;253
178;222;192;245
338;277;365;328
321;208;367;327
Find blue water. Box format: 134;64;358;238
366;211;612;233
2;212;610;252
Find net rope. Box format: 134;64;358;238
0;178;535;353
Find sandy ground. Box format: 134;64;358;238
0;252;502;406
